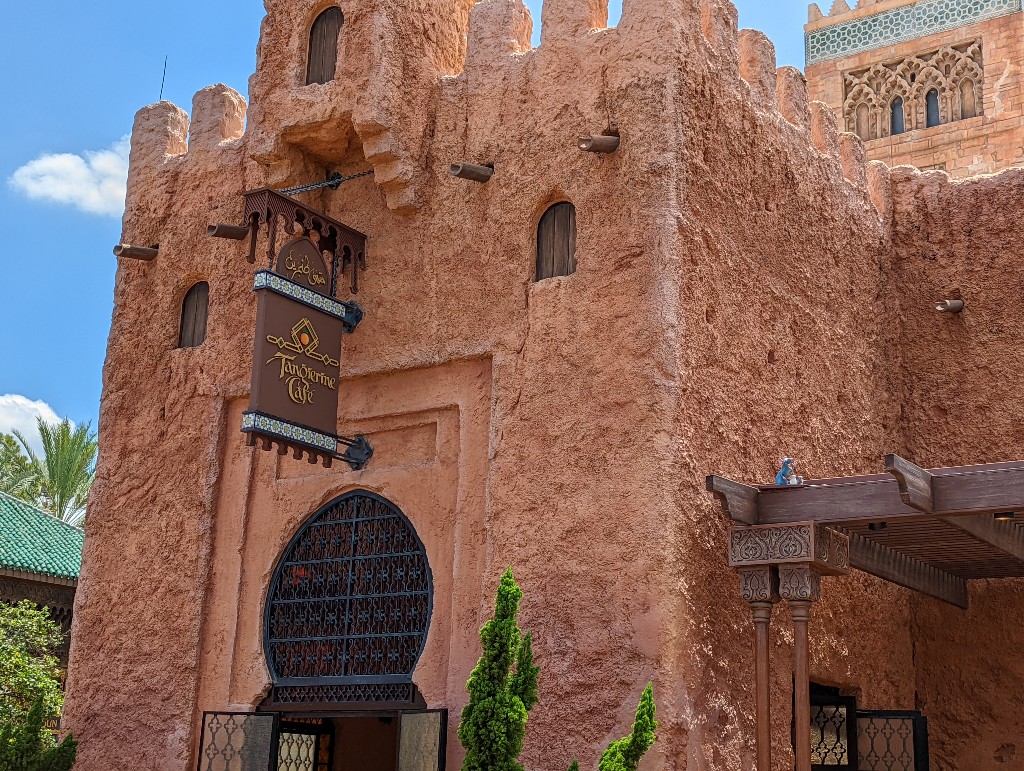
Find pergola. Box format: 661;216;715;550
707;456;1024;771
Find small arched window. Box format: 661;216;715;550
536;202;577;281
960;79;978;119
891;97;906;136
926;89;941;128
306;8;344;85
178;282;209;348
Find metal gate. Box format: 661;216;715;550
196;711;446;771
806;686;930;771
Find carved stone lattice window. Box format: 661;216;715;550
844;41;983;141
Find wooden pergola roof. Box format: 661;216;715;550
708;455;1024;609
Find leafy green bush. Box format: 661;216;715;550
458;568;539;771
0;602;64;726
0;697;76;771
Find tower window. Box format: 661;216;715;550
926;89;941;128
891;97;905;136
536;202;577;281
306;8;344;85
178;282;209;348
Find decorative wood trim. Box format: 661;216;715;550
847;531;968;608
0;568;77;588
885;454;934;512
738;566;781;604
778;565;822;602
707;475;759;525
729;524;849;576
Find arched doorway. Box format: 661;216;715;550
197;492;446;771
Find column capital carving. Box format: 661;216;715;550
779;564;822;603
728;523;849;575
738;566;781;604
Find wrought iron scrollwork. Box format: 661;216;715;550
264;491;432;707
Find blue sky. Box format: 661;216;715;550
0;0;808;443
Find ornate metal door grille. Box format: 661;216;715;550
808;685;857;771
264;491;433;706
857;712;929;771
197;712;278;771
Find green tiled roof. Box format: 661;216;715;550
0;492;84;581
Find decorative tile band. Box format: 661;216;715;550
242;411;338;454
254;271;356;323
806;0;1021;64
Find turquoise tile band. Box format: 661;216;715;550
807;0;1021;65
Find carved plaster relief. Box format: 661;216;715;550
844;40;984;140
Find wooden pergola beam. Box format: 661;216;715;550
847;532;969;609
885;454;934;511
757;460;1024;525
707;476;758;525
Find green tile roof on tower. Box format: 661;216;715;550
0;491;84;581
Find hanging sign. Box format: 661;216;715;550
242;235;371;470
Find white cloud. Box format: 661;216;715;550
8;136;130;217
0;395;65;457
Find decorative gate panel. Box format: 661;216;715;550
197;713;278;771
857;712;930;771
265;491;433;706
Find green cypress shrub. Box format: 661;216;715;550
458;568;539;771
569;684;658;771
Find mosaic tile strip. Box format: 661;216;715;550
242;411;339;454
807;0;1021;64
254;270;355;322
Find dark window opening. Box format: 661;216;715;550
891;97;905;135
306;8;344;85
926;89;941;128
536;202;577;281
178;282;209;348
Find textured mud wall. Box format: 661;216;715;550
64;1;940;770
888;167;1024;770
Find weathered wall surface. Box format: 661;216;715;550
806;8;1024;178
887;165;1024;770
62;1;1000;770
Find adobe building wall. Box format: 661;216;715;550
62;1;1022;770
805;1;1024;178
886;166;1024;770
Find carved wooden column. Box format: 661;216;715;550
729;523;850;771
780;565;822;771
739;567;780;771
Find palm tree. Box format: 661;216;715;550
14;418;97;527
0;434;38;503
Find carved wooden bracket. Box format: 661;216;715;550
739;566;781;604
728;523;850;576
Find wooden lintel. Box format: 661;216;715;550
707;476;759;525
885;454;934;512
759;460;1024;525
939;515;1024;565
847;532;968;609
